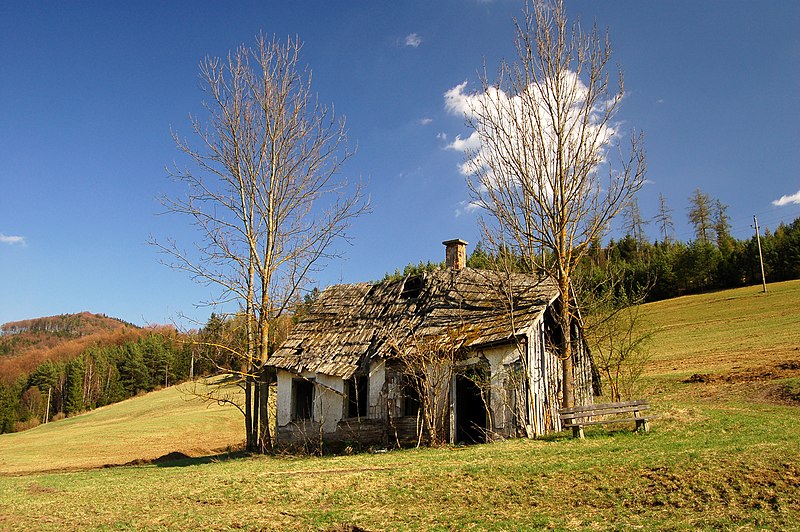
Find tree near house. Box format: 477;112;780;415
453;0;646;407
388;328;459;447
153;34;368;452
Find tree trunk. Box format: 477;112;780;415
258;374;271;452
559;278;575;408
245;377;255;451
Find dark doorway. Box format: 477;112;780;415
455;373;488;443
347;375;368;418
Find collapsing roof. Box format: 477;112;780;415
268;267;560;379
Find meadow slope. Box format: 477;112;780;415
0;281;798;530
0;382;242;474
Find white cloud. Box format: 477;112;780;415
418;117;433;126
436;132;448;141
443;72;616;198
773;189;800;206
0;233;26;246
446;133;481;153
443;81;473;116
404;33;422;48
455;200;482;218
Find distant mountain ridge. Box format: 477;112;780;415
0;312;135;338
0;312;145;383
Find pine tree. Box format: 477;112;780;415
713;199;733;253
688;189;714;244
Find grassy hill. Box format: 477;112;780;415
0;281;798;530
643;280;800;375
0;380;243;475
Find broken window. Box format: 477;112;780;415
346;375;368;418
293;379;314;420
402;376;420;417
400;275;422;299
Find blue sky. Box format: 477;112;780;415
2;1;799;327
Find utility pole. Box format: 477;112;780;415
753;215;767;293
44;387;51;424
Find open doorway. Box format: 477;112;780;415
455;372;488;444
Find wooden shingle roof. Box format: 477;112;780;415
268;267;559;378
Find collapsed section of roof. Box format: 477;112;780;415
268;268;560;379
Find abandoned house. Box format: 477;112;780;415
267;239;598;448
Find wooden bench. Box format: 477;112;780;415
559;400;652;439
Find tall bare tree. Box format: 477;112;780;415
453;0;646;407
622;197;648;252
653;192;675;244
153;34;368;452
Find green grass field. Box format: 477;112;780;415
0;381;243;475
1;281;799;530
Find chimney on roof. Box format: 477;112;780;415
443;239;468;270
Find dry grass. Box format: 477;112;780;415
642;280;800;377
0;380;243;475
1;281;800;529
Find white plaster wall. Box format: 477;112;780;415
479;342;524;437
276;369;345;434
367;359;386;418
276;369;294;427
315;373;345;434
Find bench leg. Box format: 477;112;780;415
572;425;585;439
635;419;649;433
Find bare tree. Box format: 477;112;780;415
622;197;648;252
388;329;457;446
653;192;674;244
584;303;652;402
453;0;646;407
387;324;483;446
153;34;368;452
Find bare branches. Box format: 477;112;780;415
386;327;464;446
457;0;646;407
152;33;368;451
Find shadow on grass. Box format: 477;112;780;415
148;450;251;468
535;427;655;443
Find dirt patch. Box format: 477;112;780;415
681;360;800;405
152;451;193;464
27;482;59;495
683;360;800;386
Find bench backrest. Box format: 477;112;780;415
559;400;649;421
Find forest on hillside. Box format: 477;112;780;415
0;308;309;435
0;315;195;434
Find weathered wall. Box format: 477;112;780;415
474;342;525;440
367;359;386;418
276;359;389;447
526;317;563;436
275;369;345;444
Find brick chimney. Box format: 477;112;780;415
443;239;468;270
